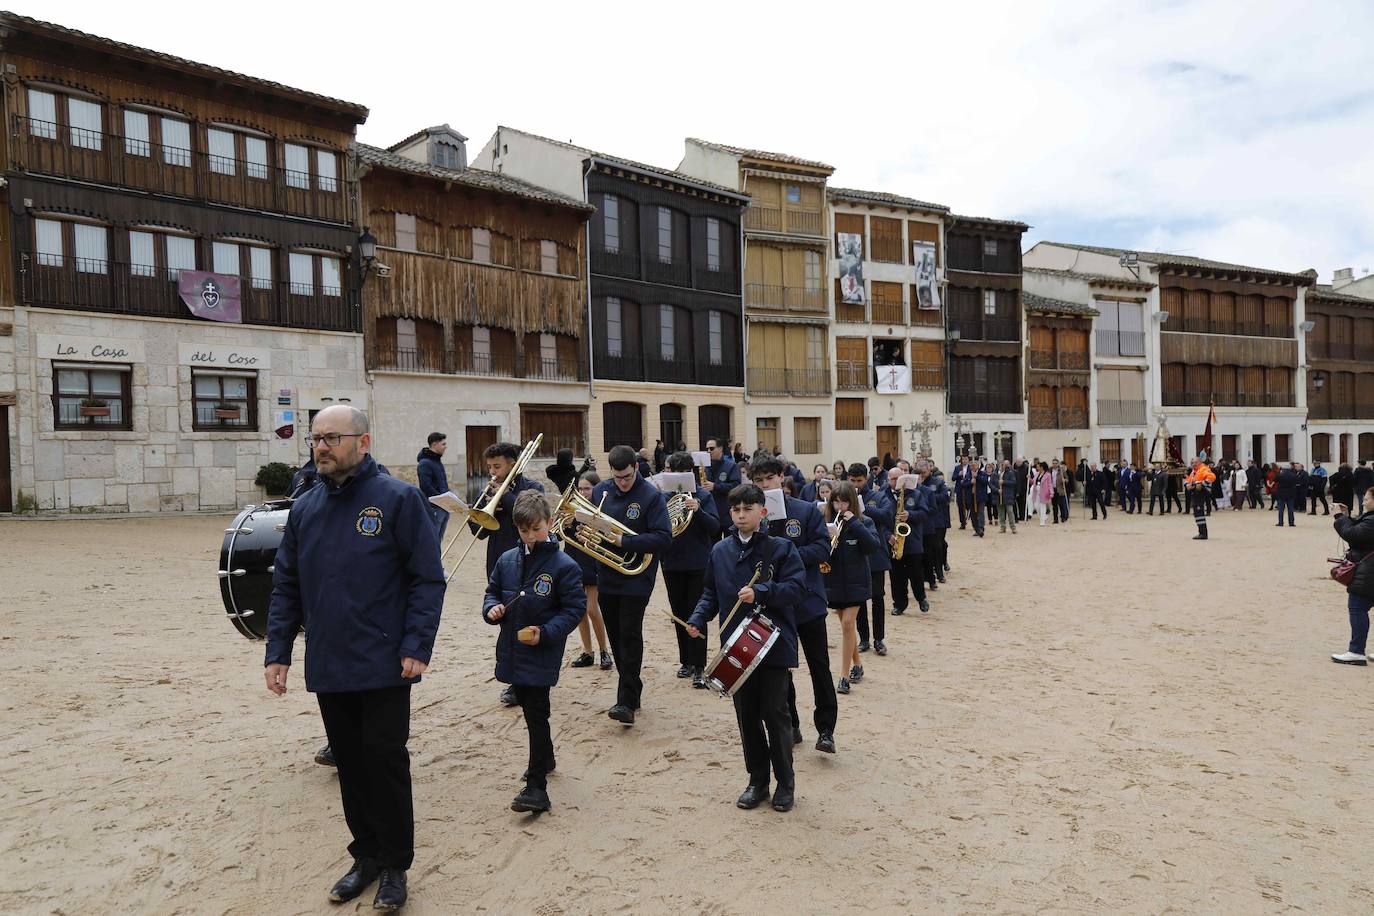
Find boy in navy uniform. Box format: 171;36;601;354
593;444;673;726
848;463;893;640
662;451;721;687
701;436;741;540
687;484;807;811
469;441;545;707
749;455;837;753
483;491;586;814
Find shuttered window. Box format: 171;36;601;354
603;401;644;451
835;397;867;430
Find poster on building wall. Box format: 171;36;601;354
875;364;911;394
837;232;866;303
913;241;941;310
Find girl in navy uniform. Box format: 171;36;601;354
567;472;613;671
822;481;880;694
483;492;586;814
662;451;721;687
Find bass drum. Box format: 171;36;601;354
218;499;293;640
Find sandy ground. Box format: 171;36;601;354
0;501;1369;914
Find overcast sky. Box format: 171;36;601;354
31;0;1374;282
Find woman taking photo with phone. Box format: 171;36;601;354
1332;487;1374;665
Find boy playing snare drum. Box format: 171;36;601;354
687;484;806;812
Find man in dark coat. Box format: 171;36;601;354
289;455;319;498
1015;458;1030;521
416;432;450;538
1309;461;1330;515
703;436;742;539
1275;463;1300;527
952;456;972;529
1294;463;1310;518
1245;459;1263;509
1331;462;1356;509
265;405;445;910
1087;463;1109;519
1147;467;1167;515
1353;460;1374;503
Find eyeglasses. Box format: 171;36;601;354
308;433;363;447
612;470;637;482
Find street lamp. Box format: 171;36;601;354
358;227;378;282
1314;371;1326;392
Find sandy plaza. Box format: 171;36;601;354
0;505;1366;914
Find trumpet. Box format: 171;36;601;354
892;484;910;560
551;482;653;575
819;516;847;574
443;434;542;584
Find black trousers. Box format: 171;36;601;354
1193;493;1209;537
1247;484;1262;508
316;685;414;870
664;569;707;668
733;666;794;791
1092;494;1110;519
1310;492;1330;514
1167;491;1183;513
787;615;838;736
600;592;649;709
857;570;886;642
1148;493;1164;515
514;684;554;789
889;552;926;611
921;533;942;585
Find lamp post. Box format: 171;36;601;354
358;227;378;282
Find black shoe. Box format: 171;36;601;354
771;786;795;812
942;563;950;572
599;650;614;670
959;524;966;530
919;599;930;613
314;744;336;767
608;704;635;725
692;668;708;689
928;580;938;590
793;728;803;746
874;639;887;656
372;868;407;911
1193;534;1208;540
511;785;551;813
937;574;946;583
570;652;595;668
737;784;770;809
858;640;871;653
816;732;836;754
837;677;851;694
850;665;864;683
328;860;380;903
500;686;519;707
891;607;905;616
676;664;694;679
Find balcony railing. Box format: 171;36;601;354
644;257;692;288
379;347;445;374
693;265;740;295
1164;390;1296;408
1309;342;1374;362
836;301;866;323
1096;399;1148;426
743;206;823;236
22;255;357;331
1029;349;1090;371
1173;319;1293;339
1096;329;1147;357
871;299;904;325
911;306;942;327
453;352;519;376
744;206;782;233
1310;402;1374;420
744;282;826;313
595;352;739;387
870;235;904;263
836;361;871;390
15;116;348;223
747;367;831;397
911;365;944;389
1030;407;1088;429
949;392;1021;414
525;356;585;382
949;317;1020;342
590;247;640;279
793;438;822;455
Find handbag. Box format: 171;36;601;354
1329;549;1374;587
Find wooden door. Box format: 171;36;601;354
1252;434;1264;464
1063;446;1079;469
1341;434;1350;465
0;407;10;513
465;425;499;502
877;426;900;462
1130;436;1145;467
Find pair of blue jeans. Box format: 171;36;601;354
1275;497;1295;526
1348;593;1373;655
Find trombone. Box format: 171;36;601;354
442;434;542;584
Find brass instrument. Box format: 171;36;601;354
819;516;847;574
698;465;707;487
444;434;542;584
892;484;910;560
551;482;653;575
667;491;694;537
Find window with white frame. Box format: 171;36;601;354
706;218;721;272
540;333;557;364
540;240;558;274
128;231;155;277
34;220;107;273
67;98;103;151
657;207;672;263
124;229;195;280
249;246;272;290
123;110;150;157
708;310;723;366
396;317;418;352
603;196;620;254
806;326;825;369
395;213;417;251
472;227;491;263
982;238;998;258
289;252;314;294
804;250;822;289
161;117;191;167
983;289;997;316
320;256;341;296
71;223;107;274
606;297;623;357
213;241;240;275
660;304;675;359
316;149;338;192
284;143;310;189
35;218;64;267
27;88;58;139
244;136;269;180
165;235;196;279
472;326;491;370
207;128;236;175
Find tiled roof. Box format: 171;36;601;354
0;11;368;119
1023;291;1099;317
355;144;592;212
828;187;949;213
1043;242;1316;285
498;127;747;199
1309;283;1374;306
1024;266;1156;291
949;213;1031;231
387;124;468;152
687;138;834;172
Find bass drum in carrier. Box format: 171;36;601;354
218;499;293;640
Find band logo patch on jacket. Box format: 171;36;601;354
356;507;383;537
785;518;802;539
627;502;641;520
719;472;729;482
533;572;554;597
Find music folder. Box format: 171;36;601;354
428;492;470;515
656;471;697;493
763;487;787;521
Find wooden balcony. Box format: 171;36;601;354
949;317;1020;342
744;205;823;236
1096;329;1147;357
911;365;944;389
744;282;825;313
1164;390;1296;408
14;116;349;224
1174;317;1293;339
1310;342;1374;361
1309;402;1374;420
949;391;1021;414
21;254;357;331
1096;399;1148;426
871;298;904;325
836;361;871;390
1027;407;1089;430
1028;349;1090;371
870;234;904;263
590;247;640;279
596;352;739;387
747;367;831;397
911;306;942;327
836;300;866;323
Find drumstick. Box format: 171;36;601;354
719;569;763;635
662;609;706;639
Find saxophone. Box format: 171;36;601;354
892;484;909;560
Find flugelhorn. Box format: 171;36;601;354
819;516;847;574
551;482;653;575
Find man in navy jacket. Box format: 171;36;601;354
416;431;450;538
917;461;950;586
265;405;444;911
662;451;720;687
751;456;837;753
952;456;972;528
688;484;806;811
593;444;673;725
888;466;931;614
702;436;741;539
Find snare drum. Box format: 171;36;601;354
218;499;292;640
703;612;781;697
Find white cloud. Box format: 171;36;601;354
27;0;1374;280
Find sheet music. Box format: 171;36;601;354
655;471;697;494
428;492;470;514
763;488;787;521
692;450;711;468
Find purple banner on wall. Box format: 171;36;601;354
178;271;242;323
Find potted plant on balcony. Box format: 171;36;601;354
79;397;110;417
213;401;242;420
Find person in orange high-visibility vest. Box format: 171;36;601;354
1185;458;1217;540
